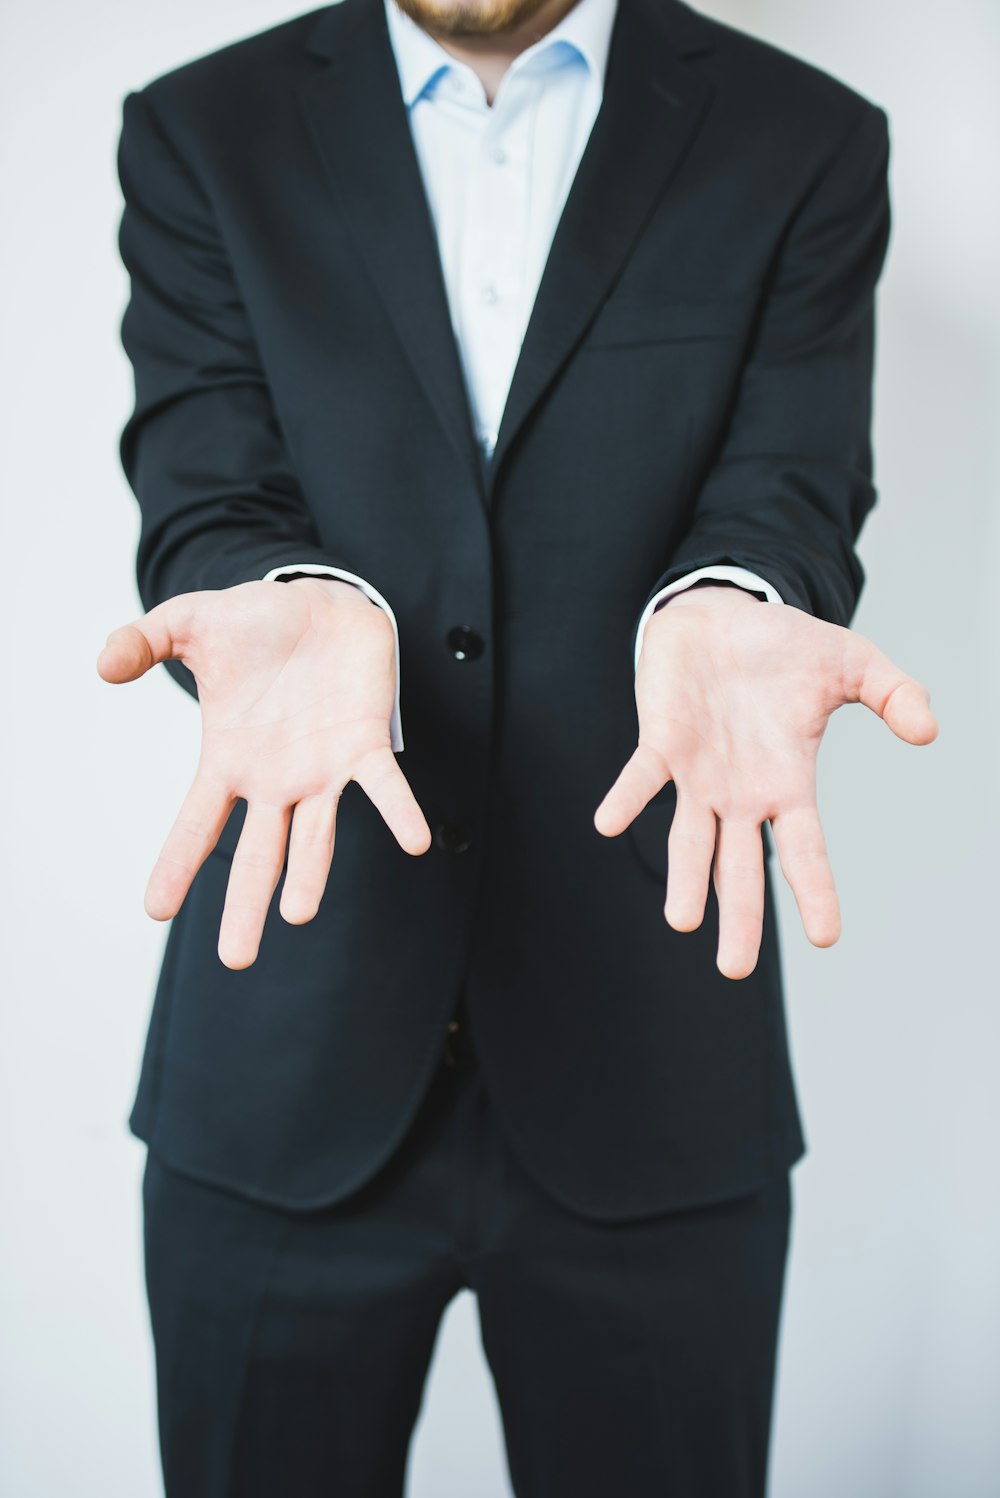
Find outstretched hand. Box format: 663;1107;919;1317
594;586;938;979
97;577;432;969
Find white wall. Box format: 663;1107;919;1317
1;1;997;1494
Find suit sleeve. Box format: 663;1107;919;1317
631;100;892;662
116;87;376;700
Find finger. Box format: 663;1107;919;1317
664;797;716;933
713;819;765;980
96;594;198;683
770;805;840;949
218;804;291;970
280;793;338;925
593;742;672;837
849;639;939;746
144;778;237;921
351;748;433;856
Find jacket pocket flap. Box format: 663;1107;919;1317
585;292;757;349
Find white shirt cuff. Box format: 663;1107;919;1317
633;566;784;673
262;563;404;752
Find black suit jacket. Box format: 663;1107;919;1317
117;0;890;1218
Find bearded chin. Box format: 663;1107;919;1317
391;0;555;39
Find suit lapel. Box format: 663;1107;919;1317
297;0;486;495
297;0;715;504
488;0;715;488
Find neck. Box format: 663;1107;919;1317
410;0;582;103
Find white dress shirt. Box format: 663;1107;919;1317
265;0;781;752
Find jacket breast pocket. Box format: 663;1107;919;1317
583;291;759;351
627;782;775;882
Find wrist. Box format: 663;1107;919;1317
658;581;762;612
284;575;374;608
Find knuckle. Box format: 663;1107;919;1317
223;899;269;919
154;853;195;877
292;834;331;853
174;816;214;843
232;848;280;873
669;829;709;853
781;847;828;872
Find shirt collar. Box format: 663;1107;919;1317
384;0;618;108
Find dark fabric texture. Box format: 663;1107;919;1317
118;0;890;1215
143;1032;792;1498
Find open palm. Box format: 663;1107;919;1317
97;578;431;969
594;586;938;979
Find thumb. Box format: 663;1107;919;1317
96;595;194;684
850;637;939;746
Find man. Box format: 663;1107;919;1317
98;0;937;1492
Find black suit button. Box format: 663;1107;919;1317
446;625;484;661
435;821;473;853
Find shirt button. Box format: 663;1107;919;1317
491;146;507;165
434;821;474;854
481;283;499;305
446;625;484;661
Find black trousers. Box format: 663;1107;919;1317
142;1010;792;1498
